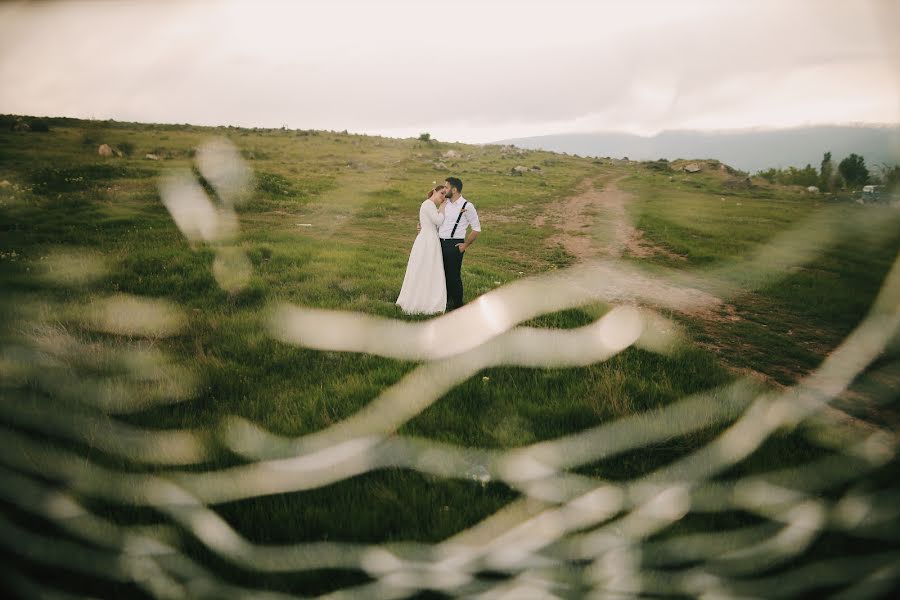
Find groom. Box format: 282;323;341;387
439;177;481;311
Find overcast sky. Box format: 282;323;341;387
1;0;898;143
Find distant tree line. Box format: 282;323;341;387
756;151;899;192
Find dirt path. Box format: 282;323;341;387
539;177;891;439
535;177;732;324
538;177;685;262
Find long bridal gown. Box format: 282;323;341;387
396;200;447;314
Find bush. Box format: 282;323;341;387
418;132;432;142
755;164;818;187
256;172;295;196
29;119;50;132
117;141;135;156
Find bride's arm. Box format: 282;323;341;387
427;201;445;225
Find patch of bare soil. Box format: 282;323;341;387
530;178;728;324
539;178;685;262
542;177;892;439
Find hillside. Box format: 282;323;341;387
498;124;900;173
2;116;899;598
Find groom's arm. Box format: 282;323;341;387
459;230;479;252
459;204;481;252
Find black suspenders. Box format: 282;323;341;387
450;201;468;238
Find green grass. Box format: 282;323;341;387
622;168;900;383
1;119;898;596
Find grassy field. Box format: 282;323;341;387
1;117;898;597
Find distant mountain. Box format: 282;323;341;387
496;125;900;173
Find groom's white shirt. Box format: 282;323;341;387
438;195;481;239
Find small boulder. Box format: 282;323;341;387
512;165;530;175
98;144;114;157
145;153;160;160
442;150;460;159
806;186;819;193
683;163;701;173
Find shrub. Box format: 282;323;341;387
256;172;295;196
645;159;671;172
117;141;135;156
418;133;432;142
29;119;50;132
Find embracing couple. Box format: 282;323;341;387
396;177;481;315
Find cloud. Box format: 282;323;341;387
0;0;897;141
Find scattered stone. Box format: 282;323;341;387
145;153;160;160
499;145;525;156
0;180;11;188
98;144;114;157
530;165;542;172
511;165;530;175
724;177;754;190
297;223;313;227
433;161;448;170
806;185;820;193
442;150;460;159
683;163;701;173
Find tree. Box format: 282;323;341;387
819;151;834;191
418;132;431;142
880;164;900;192
838;153;869;189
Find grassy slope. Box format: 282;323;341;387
622;164;900;385
1;121;897;595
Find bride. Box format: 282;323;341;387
396;184;447;314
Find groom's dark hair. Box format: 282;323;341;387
446;177;463;193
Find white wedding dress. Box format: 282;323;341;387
396;200;447;314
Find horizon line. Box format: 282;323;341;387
4;112;900;146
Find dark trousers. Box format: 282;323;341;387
440;238;466;310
